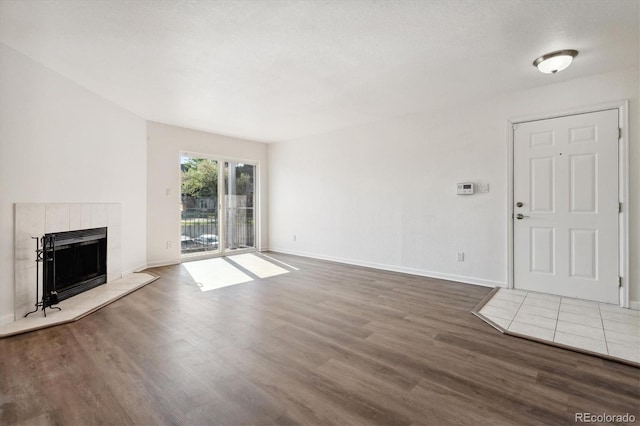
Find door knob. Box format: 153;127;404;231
516;202;523;208
516;213;529;220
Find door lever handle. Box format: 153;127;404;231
516;213;529;220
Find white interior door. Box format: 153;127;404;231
513;109;619;304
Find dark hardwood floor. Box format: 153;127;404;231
1;252;638;425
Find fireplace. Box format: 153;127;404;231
43;227;108;305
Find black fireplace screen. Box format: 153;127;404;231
43;227;107;305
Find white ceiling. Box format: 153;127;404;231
1;0;638;142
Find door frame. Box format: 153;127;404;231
179;150;261;262
507;100;630;307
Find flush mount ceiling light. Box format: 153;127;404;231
533;49;579;74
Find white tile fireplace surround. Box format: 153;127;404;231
14;203;122;321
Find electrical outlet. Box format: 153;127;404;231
167;241;172;249
293;235;297;242
457;252;464;261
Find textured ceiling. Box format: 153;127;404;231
0;0;638;142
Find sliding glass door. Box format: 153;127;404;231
181;156;221;256
224;162;255;252
180;155;256;258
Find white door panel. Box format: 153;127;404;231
514;109;619;303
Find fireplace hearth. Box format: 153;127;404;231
13;203;122;321
43;227;108;305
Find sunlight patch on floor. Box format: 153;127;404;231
183;258;253;291
257;253;300;271
226;253;289;278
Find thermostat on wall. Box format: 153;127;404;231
457;182;474;195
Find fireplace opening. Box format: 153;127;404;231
43;227;107;305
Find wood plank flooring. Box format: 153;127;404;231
1;252;638;425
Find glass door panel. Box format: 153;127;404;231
224;162;255;252
180;156;220;256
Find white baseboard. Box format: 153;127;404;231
0;313;15;326
630;300;640;311
133;262;152;273
120;262;149;276
145;260;179;269
269;248;505;288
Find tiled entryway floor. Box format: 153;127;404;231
475;288;640;365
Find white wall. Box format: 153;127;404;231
269;67;640;303
0;43;148;325
146;122;268;267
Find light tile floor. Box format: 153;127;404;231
477;288;640;365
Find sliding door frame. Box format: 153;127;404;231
179;151;260;262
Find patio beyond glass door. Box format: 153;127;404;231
181;156;221;256
181;155;256;258
224;162;255;252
